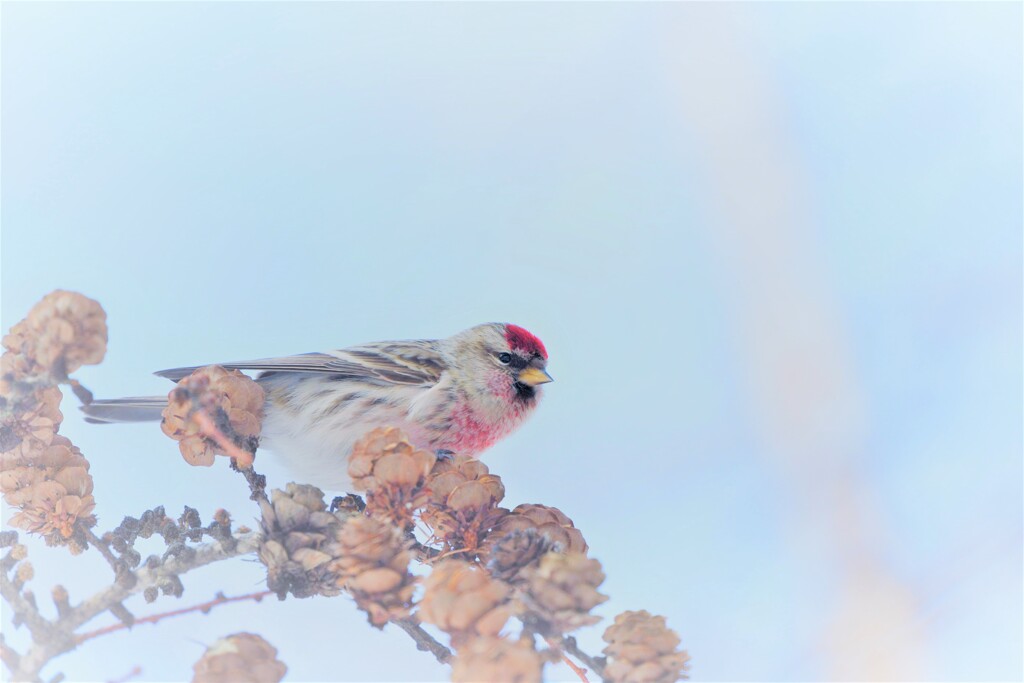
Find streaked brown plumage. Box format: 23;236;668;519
82;323;552;490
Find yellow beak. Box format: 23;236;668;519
518;367;554;386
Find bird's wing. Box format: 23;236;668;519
154;340;446;386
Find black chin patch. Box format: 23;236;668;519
513;381;536;401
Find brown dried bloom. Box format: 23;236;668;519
425;453;505;505
1;290;106;379
258;483;349;599
347;427;436;528
160;365;264;467
330;515;416;627
488;503;587;554
485;528;559;582
0;350;35;399
418;560;513;648
192;632;287;683
602;610;691;683
520;552;608;633
420;454;507;553
0;386;63;460
451;636;543;683
1;435;96;548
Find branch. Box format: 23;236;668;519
1;634;22;673
0;570;54;643
561;635;607;681
546;635;598;683
80;527;121;575
9;531;261;681
75;590;273;645
391;618;452;665
521;613;607;682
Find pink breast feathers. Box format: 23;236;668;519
444;397;530;455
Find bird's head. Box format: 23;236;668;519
445;323;552;409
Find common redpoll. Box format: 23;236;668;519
81;323;552;490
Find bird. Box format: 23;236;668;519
80;323;552;490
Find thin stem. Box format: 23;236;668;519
81;527;120;574
0;634;22;673
105;665;141;683
545;636;592;683
75;590;273;644
9;532;261;681
236;463;270;508
560;651;591;683
0;570;53;642
391;618;452;665
561;635;607;681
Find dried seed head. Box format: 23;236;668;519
485;528;559;582
520;552;608;633
347;427;436;528
418;560;513;648
161;365;264;467
451;636;543;683
485;503;587;555
420;455;507;554
426;454;505;506
602;610;691;683
1;434;97;546
258;483;347;599
0;386;63;461
191;633;287;683
329;515;416;627
1;290;107;380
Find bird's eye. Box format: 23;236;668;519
497;352;512;364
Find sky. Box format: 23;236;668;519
2;2;1021;682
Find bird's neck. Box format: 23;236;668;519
443;389;536;455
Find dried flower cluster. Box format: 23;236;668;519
603;610;691;683
332;515;417;627
0;292;104;552
192;632;287;683
419;560;514;647
520;552;608;632
481;503;588;573
1;290;107;385
450;636;543;683
258;483;348;599
1;433;96;548
348;426;436;527
160;365;265;468
421;454;507;553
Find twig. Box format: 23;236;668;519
8;531;261;681
561;635;607;681
546;636;592;682
0;570;54;642
75;590;273;644
236;463;270;508
392;618;452;665
0;634;22;673
560;651;591;683
81;527;121;574
106;665;141;683
192;410;254;469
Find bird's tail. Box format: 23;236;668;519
80;396;167;424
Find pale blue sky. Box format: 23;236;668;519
2;3;1021;682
